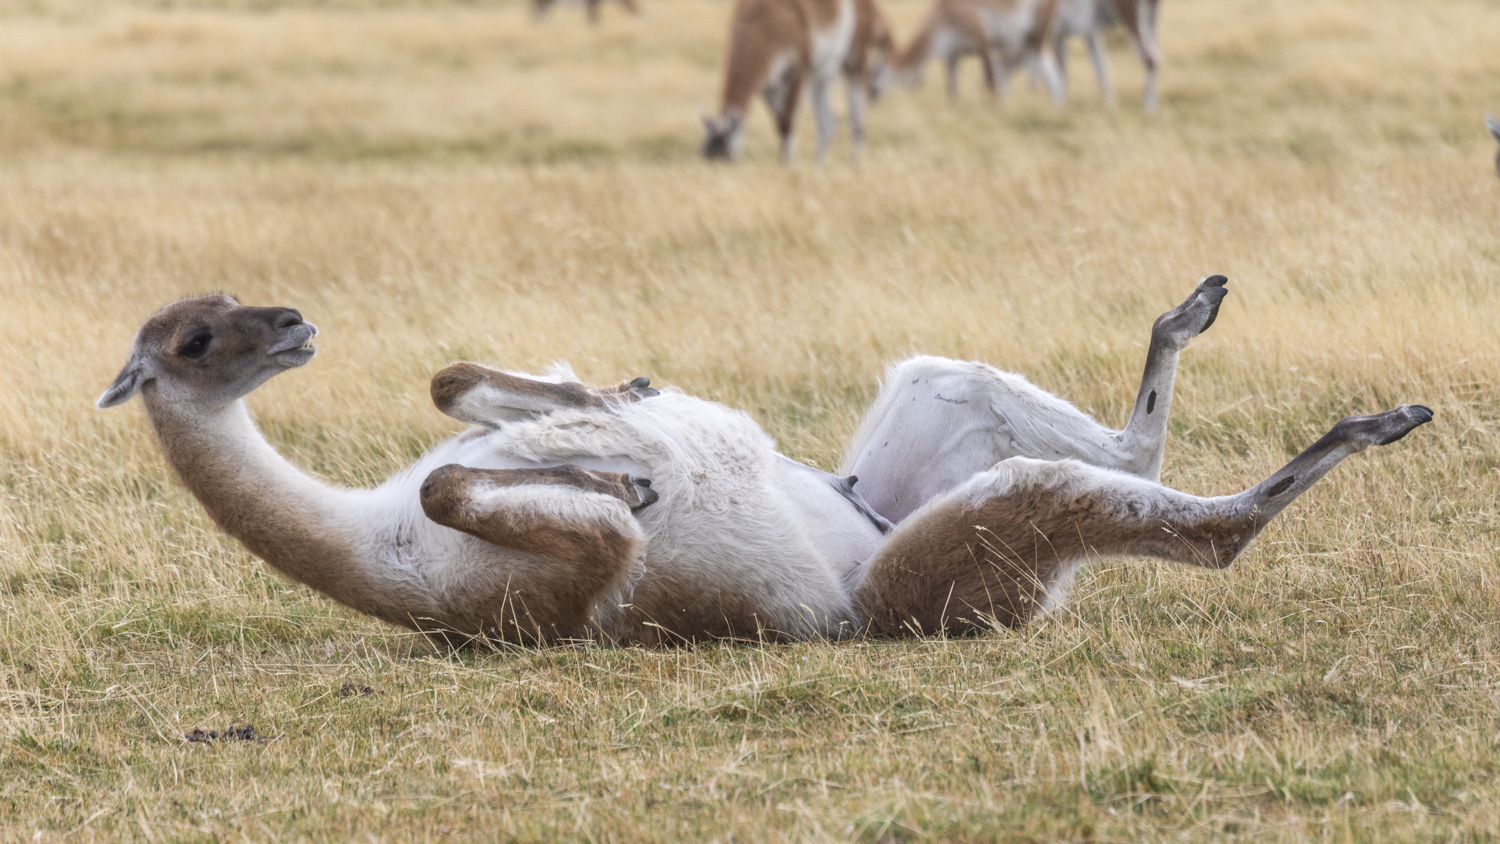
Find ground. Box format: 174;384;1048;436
1;0;1498;839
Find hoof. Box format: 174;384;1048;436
1374;405;1434;445
1335;405;1436;449
630;477;659;511
627;376;660;400
1196;275;1230;334
1155;275;1231;344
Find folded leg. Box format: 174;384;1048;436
431;361;657;427
842;275;1228;522
418;463;656;643
852;405;1432;636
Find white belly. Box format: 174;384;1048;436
386;392;880;637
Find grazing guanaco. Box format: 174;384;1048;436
702;0;894;164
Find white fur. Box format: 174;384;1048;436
840;356;1167;523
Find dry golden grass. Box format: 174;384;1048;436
1;0;1498;839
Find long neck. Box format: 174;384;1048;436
720;19;780;112
142;388;414;627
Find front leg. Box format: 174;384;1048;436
419;464;655;642
431;362;657;427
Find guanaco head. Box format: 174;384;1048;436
1487;114;1500;177
97;294;318;410
700;111;746;161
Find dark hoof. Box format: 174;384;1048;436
1196;278;1230;334
631;477;659;510
1376;405;1434;445
628;376;660;399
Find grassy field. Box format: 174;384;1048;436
1;0;1498;839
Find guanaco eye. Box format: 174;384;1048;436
179;333;212;359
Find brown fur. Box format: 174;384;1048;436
717;0;842;116
119;297;423;631
419;464;645;642
431;362;607;415
846;0;895;85
855;468;1257;637
431;363;656;427
706;0;890;160
106;296;1430;650
607;568;788;646
148;398;416;626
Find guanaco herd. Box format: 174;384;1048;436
547;0;1164;164
702;0;1163;163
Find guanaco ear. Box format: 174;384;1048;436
1487;114;1500;144
97;354;145;409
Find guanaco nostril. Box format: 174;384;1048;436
274;309;304;329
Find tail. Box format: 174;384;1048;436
1487;113;1500;144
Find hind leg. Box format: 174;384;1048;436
842;275;1229;522
852;405;1433;636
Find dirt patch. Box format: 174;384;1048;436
337;682;378;698
184;724;260;744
